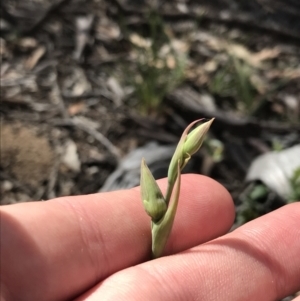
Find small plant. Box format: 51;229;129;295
209;56;257;114
140;118;214;258
288;167;300;203
236;182;270;226
128;10;187;114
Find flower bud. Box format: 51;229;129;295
182;118;214;159
167;119;214;191
140;158;167;221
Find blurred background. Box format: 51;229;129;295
1;0;300;231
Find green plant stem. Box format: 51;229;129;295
165;181;174;206
151;163;181;258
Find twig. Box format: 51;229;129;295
51;117;121;160
50;79;69;119
72;117;121;160
62;89;115;102
46;145;61;199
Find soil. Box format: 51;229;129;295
2;123;54;188
1;0;300;209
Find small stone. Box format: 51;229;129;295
61;140;81;172
1;180;13;192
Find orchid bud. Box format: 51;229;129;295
140;158;167;221
183;118;214;159
167;120;202;188
166;119;214;203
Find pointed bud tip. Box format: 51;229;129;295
203;117;215;128
182;117;214;157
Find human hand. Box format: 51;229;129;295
1;175;300;301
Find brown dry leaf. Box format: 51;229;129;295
0;38;10;59
68;102;86;116
250;74;269;94
129;33;152;48
74;15;94;61
203;60;218;73
226;43;261;67
107;77;124;105
186;66;209;85
61;140;81;172
171;39;189;54
226;44;281;68
206;36;224;52
152;59;164;69
18;37;38;50
252;48;280;62
267;68;300;80
198;35;253;66
272;102;285;115
194;31;279;69
282;95;299;113
65;67;91;97
166;55;176;69
96;45;110;59
282;68;300;79
25;46;46;70
0;62;10;77
96;17;120;41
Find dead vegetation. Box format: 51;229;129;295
1;0;300;224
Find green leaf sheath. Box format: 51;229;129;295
152;162;181;258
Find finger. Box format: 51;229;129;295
0;175;234;301
77;203;300;301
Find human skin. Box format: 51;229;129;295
1;174;300;301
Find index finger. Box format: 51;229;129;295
80;203;300;301
0;174;234;301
